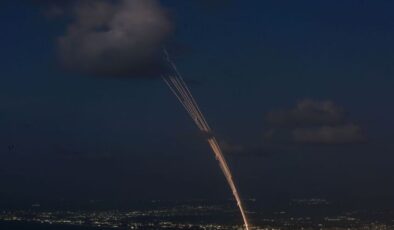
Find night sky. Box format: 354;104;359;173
1;0;394;209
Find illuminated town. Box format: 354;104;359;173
1;199;394;230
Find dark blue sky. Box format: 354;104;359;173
1;0;394;209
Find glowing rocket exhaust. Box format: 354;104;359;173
162;51;250;230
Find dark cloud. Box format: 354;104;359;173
293;124;365;144
266;99;344;127
57;0;173;78
264;99;366;145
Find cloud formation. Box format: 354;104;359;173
265;99;365;145
293;124;365;144
58;0;172;77
266;99;344;127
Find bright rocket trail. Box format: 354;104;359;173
162;52;250;230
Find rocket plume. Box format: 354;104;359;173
163;52;250;230
55;1;248;227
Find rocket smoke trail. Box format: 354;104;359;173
55;1;248;227
162;52;251;230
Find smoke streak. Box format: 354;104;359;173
54;1;248;227
163;53;250;230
